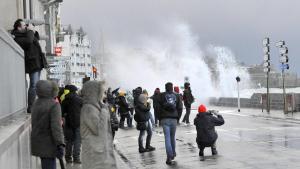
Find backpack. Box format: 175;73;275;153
164;93;177;111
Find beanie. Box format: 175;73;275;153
198;104;207;113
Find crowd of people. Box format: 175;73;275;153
12;18;225;168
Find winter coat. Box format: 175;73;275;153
61;92;83;129
109;104;119;131
158;92;183;120
117;96;129;115
80;81;117;169
183;88;194;107
194;113;225;146
11;30;46;73
151;93;160;111
31;80;64;158
134;102;151;122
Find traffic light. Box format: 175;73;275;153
263;37;270;72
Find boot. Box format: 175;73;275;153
146;145;156;152
139;147;147;153
211;147;218;155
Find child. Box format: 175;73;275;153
194;104;224;161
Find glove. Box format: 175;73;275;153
56;145;65;159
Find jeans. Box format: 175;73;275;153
41;157;56;169
138;121;152;148
161;118;177;159
28;71;41;111
65;127;81;161
182;106;191;123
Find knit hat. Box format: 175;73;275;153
198;104;207;113
174;86;180;93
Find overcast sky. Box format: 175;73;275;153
61;0;300;74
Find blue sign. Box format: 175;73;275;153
280;64;289;70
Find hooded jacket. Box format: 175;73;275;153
80;81;117;169
194;112;225;146
134;94;151;122
31;80;64;158
11;29;46;73
61;90;83;129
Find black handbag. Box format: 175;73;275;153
136;121;148;131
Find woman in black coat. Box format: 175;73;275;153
134;94;156;153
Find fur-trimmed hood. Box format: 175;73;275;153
81;81;105;106
36;80;59;99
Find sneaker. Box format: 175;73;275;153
73;159;82;164
166;158;175;165
200;156;205;161
146;145;156;152
139;147;147;153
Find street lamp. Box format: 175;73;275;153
263;37;271;113
276;40;289;114
236;76;241;112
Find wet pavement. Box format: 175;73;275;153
66;107;300;169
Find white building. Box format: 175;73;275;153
51;26;92;88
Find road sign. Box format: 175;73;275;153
276;41;285;47
264;54;270;61
280;64;289;70
264;68;270;72
280;56;289;63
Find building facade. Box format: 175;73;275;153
49;26;93;88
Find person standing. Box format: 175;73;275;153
182;82;194;125
31;80;65;169
61;85;83;164
117;91;131;128
174;86;183;124
80;81;117;169
158;82;183;165
11;19;47;113
134;94;156;153
150;88;161;126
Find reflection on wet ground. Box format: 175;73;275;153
66;110;300;169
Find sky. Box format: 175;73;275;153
60;0;300;75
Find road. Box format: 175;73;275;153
67;107;300;169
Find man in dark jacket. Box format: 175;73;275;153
117;91;131;128
150;88;160;126
31;80;65;169
61;85;83;164
194;104;224;161
158;82;183;165
182;82;194;124
11;19;47;113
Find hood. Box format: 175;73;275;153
81;81;105;105
64;84;78;93
138;94;148;105
36;80;59;99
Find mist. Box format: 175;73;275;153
104;22;250;102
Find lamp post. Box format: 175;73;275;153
276;41;289;114
236;76;241;112
263;37;271;113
